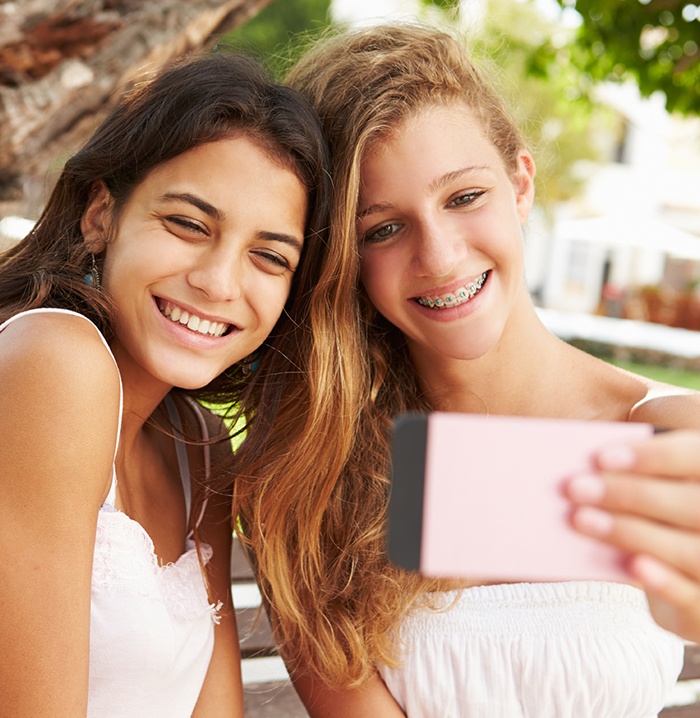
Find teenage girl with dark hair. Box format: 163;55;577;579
0;50;336;717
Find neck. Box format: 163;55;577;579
108;342;174;454
411;299;567;416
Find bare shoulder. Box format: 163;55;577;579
629;382;700;429
554;345;700;428
0;312;118;713
0;311;120;507
0;311;118;385
562;348;653;420
588;353;700;428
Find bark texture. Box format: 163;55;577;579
0;0;271;217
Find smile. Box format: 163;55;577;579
157;299;231;337
416;272;489;309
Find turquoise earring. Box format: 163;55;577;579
241;351;261;375
84;254;101;288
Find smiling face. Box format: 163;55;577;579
83;134;307;393
356;102;535;367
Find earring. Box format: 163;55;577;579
240;351;261;376
84;254;101;288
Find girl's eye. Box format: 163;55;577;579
164;215;208;236
364;222;402;244
252;250;293;274
448;190;486;208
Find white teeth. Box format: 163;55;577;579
158;301;229;337
417;272;488;309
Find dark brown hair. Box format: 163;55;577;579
0;51;333;416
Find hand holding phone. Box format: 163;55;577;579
388;412;653;582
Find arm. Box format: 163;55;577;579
565;393;700;641
187;406;244;718
247;571;405;717
292;668;406;718
0;314;120;716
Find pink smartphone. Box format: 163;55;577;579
387;412;653;582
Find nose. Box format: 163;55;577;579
412;216;466;278
187;246;243;303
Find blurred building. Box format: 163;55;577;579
533;83;700;331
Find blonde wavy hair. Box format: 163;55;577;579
232;23;527;688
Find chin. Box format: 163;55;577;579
164;369;219;392
429;331;502;362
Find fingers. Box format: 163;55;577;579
570;499;700;643
567;472;700;531
595;430;700;479
564;428;700;643
565;428;700;532
631;555;700;643
570;507;700;581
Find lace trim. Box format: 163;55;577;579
92;507;220;623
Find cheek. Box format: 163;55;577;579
256;280;294;328
360;251;394;293
359;261;384;310
359;260;402;325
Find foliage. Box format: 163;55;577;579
536;0;700;116
418;0;461;13
220;0;333;77
225;0;619;209
469;0;616;208
409;0;617;208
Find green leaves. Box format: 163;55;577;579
549;0;700;115
418;0;461;11
221;0;333;78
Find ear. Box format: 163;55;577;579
81;181;113;253
513;150;536;225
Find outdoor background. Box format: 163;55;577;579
223;0;700;389
2;0;699;386
2;2;700;714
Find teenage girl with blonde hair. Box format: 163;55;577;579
233;24;700;717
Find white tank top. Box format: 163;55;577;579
377;581;683;718
1;309;220;717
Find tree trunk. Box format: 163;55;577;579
0;0;272;218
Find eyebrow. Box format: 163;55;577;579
357;165;493;220
427;165;492;194
257;230;304;254
160;192;303;251
357;201;395;220
159;192;224;221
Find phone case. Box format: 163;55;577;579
388;412;653;582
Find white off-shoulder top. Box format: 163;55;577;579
377;581;683;718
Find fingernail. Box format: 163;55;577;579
573;507;614;536
567;474;606;503
597;445;637;471
633;555;671;590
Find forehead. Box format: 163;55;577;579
145;136;301;185
364;102;491;161
359;103;499;187
131;136;308;223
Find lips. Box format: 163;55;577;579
157;299;232;337
415;271;489;309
